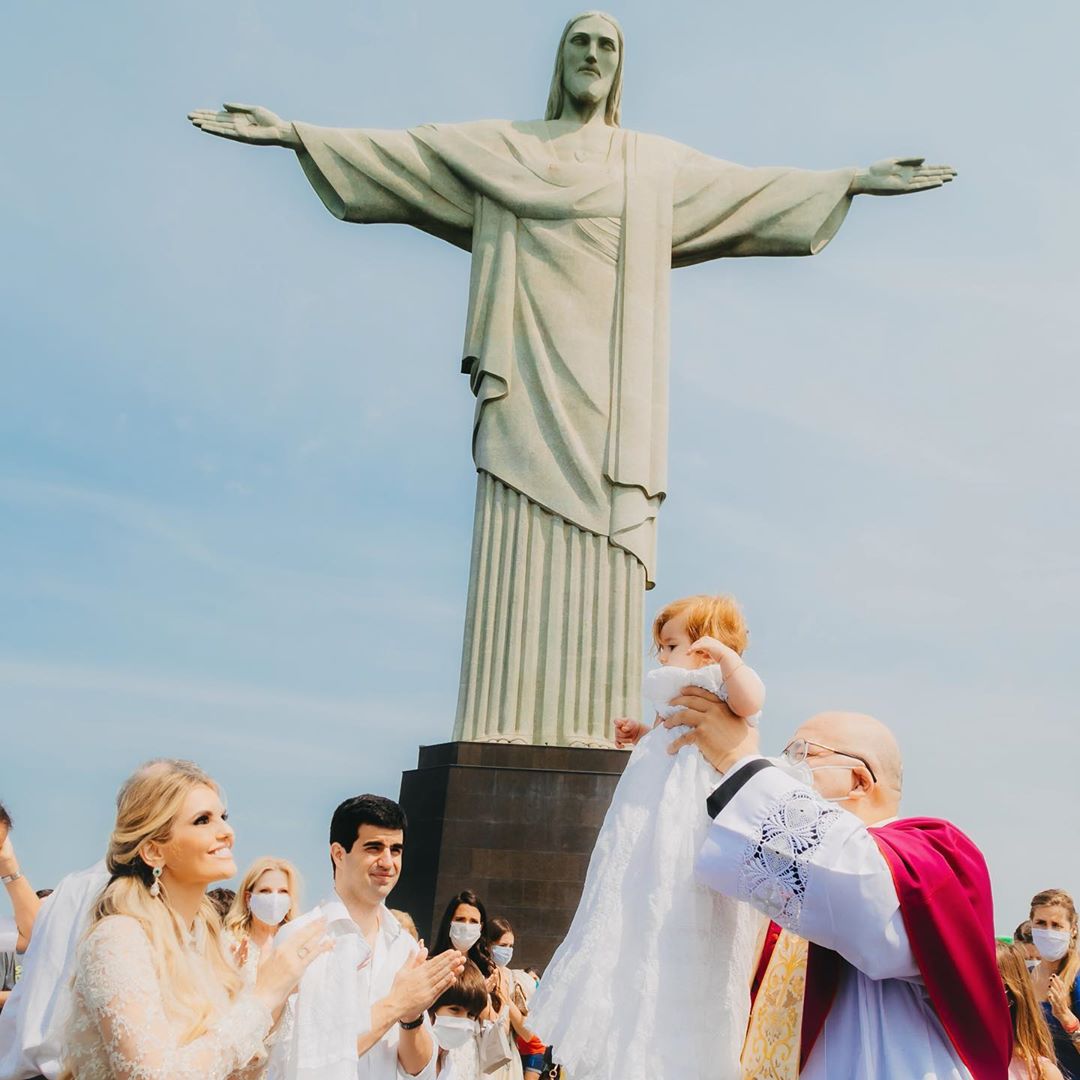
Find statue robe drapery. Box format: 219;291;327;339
293;119;854;744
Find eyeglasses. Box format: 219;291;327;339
782;738;878;785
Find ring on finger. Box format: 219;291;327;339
298;945;310;959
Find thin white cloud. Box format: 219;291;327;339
0;475;222;569
0;657;362;720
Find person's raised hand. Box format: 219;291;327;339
663;686;758;772
1049;973;1076;1024
188;103;300;149
253;918;334;1014
614;717;649;748
0;836;19;879
850;157;957;196
389;948;467;1023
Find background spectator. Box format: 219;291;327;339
1017;920;1040;964
434;890;497;989
390;908;420;941
223;856;300;985
489;916;545;1080
0;858;109;1078
207;887;235;920
997;942;1063;1079
1030;889;1080;1079
0;804;42;955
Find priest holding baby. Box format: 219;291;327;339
672;693;1013;1079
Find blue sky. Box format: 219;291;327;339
2;0;1077;934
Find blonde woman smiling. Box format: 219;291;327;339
225;857;301;986
60;760;332;1079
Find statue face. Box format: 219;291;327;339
560;14;620;111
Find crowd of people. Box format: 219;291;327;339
2;757;1079;1080
0;774;552;1080
1;594;1078;1080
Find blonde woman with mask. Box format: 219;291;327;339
60;760;332;1079
1030;889;1080;1079
224;857;301;986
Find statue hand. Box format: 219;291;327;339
187;103;300;149
851;157;957;196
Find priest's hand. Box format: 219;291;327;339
850;157;957;196
663;686;759;773
188;103;301;149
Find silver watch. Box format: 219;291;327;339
1;871;22;886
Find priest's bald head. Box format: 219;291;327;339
788;711;903;826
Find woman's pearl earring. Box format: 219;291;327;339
149;866;163;898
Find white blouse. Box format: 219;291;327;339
63;914;274;1079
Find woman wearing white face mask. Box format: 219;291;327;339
487;917;545;1080
434;891;497;988
1030;888;1080;1079
224;857;301;986
434;892;523;1078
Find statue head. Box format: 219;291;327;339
545;11;624;126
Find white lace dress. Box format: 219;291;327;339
63;914;274;1079
529;666;764;1080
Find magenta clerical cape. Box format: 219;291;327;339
747;818;1013;1078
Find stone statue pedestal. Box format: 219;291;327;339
394;741;628;969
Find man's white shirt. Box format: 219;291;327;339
695;758;972;1080
270;894;436;1080
0;860;110;1080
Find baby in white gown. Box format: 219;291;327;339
529;594;766;1080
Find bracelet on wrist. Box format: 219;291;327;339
1064;1016;1080;1036
399;1015;424;1030
1;871;22;886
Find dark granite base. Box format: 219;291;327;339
394;741;628;970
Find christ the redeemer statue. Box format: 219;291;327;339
190;11;955;748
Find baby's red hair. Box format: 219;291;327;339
651;594;749;655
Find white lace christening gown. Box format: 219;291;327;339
529;665;764;1080
63;914;273;1079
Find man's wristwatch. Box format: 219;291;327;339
1;871;22;886
399;1015;424;1030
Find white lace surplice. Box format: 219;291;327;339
696;759;972;1080
63;914;273;1080
529;708;764;1080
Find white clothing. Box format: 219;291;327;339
642;662;760;726
435;1037;480;1080
63;914;272;1079
0;859;109;1080
270;895;436;1080
529;721;763;1080
224;930;263;989
695;757;972;1079
486;989;523;1080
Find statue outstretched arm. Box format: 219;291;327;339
849;156;956;196
188;104;301;149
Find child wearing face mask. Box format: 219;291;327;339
530;594;768;1080
429;960;490;1079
